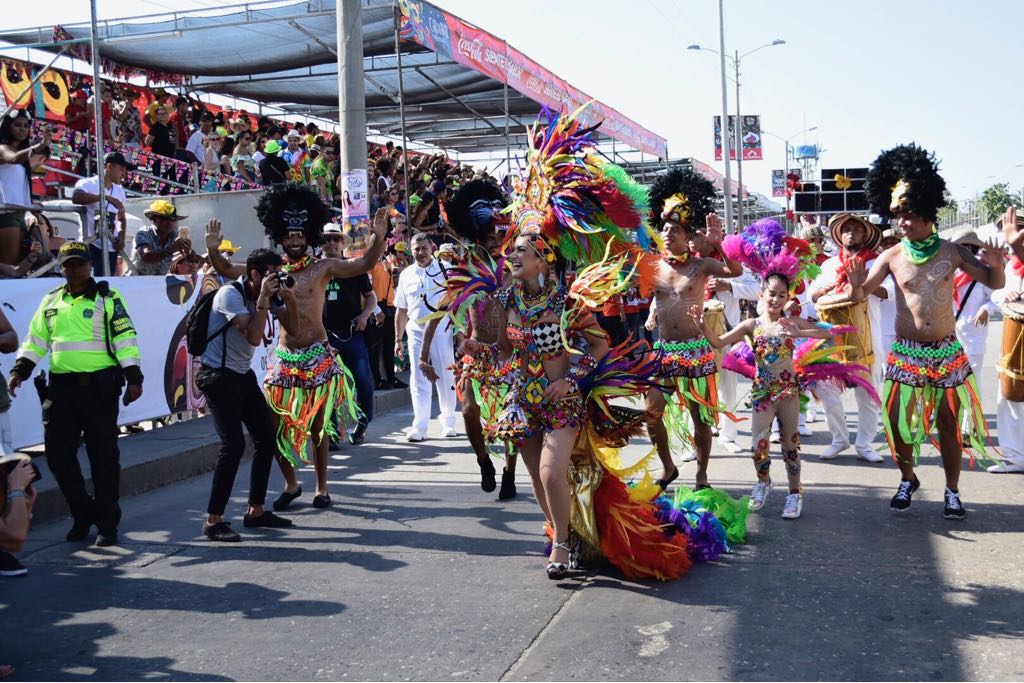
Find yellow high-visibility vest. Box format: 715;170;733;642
17;280;141;374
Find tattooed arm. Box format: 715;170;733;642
956;242;1005;291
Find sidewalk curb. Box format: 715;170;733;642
29;387;411;527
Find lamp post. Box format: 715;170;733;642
689;38;784;230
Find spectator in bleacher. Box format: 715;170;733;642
117;90;143;149
170;96;191;161
129;199;192;276
304;123;320;149
230;132;256;183
374;158;393;206
281;129;307;183
145;105;175;159
186;113;214;165
64;90;92;134
309;145;336;203
257;140;289;186
0;110;50;267
169;250;201;276
71;151;129;275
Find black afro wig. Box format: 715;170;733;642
256;182;331;248
446;179;508;244
648;167;717;229
865;143;946;223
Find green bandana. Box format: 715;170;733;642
901;232;941;265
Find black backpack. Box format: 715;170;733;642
185;281;245;362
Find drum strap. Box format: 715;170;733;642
955;281;977;321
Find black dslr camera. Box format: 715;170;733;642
270;271;295;306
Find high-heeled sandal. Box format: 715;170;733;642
547;541;571;579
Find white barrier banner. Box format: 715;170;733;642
1;275;279;450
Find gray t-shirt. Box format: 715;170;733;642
201;280;258;373
130;225;179;276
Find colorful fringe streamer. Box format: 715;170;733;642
265;361;362;466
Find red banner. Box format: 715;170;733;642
401;0;667;159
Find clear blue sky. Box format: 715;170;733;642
3;0;1019;201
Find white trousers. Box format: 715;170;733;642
0;410;12;455
406;327;457;436
718;366;740;443
819;362;881;447
997;388;1024;464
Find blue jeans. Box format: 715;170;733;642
89;244;118;277
328;331;375;429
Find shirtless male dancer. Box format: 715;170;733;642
645;168;742;490
419;180;519;498
207;184;387;510
848;144;1003;519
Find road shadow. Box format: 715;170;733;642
3;565;345;680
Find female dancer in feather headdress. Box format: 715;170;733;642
693;219;879;520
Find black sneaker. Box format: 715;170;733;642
890;477;920;511
943;488;967;520
243;511;294;529
478;457;496;493
272;486;302;511
66;517;93;542
312;494;332;509
0;550;27;577
391;378;408;389
95;532;118;547
203;521;241;542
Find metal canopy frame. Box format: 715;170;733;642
0;0;661;159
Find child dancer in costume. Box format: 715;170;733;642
644;168;744;491
693;219;878;519
419;179;519;498
848;144;1004;518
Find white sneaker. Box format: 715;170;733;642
680;449;697;462
770;429;781;444
443;428;459;438
855;444;884;463
820;442;850;460
806;406;818;423
406;432;425;443
988;462;1024;473
781;493;803;519
719;439;744;454
798;421;813;437
749;479;772;511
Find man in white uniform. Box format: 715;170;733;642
990;209;1024;473
394;232;457;442
809;213;886;462
708;268;761;452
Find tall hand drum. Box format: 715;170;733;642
815;294;873;367
704;299;726;367
998;302;1024;402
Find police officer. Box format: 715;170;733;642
7;241;143;547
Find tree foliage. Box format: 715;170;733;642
978;182;1022;222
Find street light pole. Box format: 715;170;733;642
734;49;743;230
716;0;733;231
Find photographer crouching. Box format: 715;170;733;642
7;241;143;548
195;238;298;542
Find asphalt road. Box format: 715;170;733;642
4;325;1023;681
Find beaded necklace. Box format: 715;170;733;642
901;232;940;265
511;280;563;404
283;254;314;273
513;281;558;325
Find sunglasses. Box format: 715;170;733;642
324;236;343;242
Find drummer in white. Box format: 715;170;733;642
990;208;1024;473
808;213;886;462
948;228;998;387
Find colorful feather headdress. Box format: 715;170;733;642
720;218;820;293
505;104;663;275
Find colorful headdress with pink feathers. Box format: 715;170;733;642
506;105;662;269
720;218;820;293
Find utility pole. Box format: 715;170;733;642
89;0;109;276
734;49;743;230
717;0;733;230
337;0;368;231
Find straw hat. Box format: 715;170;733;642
947;226;987;250
828;213;881;251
